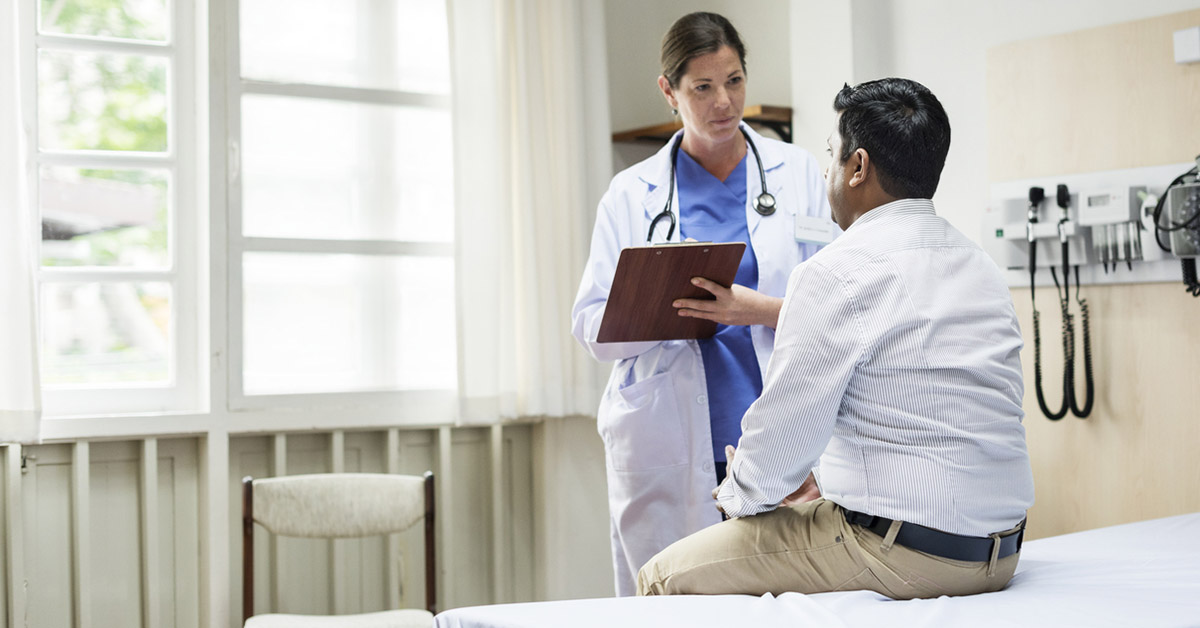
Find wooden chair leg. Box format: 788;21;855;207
242;477;255;625
424;471;437;615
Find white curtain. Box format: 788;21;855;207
1;4;43;444
449;0;611;423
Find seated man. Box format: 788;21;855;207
637;77;1034;600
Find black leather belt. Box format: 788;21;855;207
842;508;1024;563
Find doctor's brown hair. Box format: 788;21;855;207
660;12;747;88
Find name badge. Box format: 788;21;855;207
794;214;836;245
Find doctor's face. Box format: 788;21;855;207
660;45;746;148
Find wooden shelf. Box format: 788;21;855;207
611;105;793;144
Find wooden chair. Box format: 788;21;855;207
242;472;436;627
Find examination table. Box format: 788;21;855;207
435;512;1200;627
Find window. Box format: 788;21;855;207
16;0;456;422
23;0;200;416
225;0;457;411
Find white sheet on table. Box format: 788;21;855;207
435;512;1200;628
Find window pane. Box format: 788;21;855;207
41;282;172;386
243;253;456;395
39;0;169;42
38;50;168;152
241;95;452;242
240;0;449;94
40;167;170;268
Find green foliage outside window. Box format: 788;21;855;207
40;0;170;267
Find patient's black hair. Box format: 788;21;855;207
833;78;950;199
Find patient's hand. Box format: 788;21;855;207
711;445;736;514
780;472;821;506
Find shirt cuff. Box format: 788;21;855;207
715;479;741;517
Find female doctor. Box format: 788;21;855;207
571;12;833;596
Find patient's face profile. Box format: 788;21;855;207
825;122;849;229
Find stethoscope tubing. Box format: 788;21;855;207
647;127;775;243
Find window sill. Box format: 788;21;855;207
37;392;459;442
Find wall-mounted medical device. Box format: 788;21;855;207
1151;162;1200;294
1017;183;1095;421
985;157;1200;292
1078;186;1145;273
983;157;1200;421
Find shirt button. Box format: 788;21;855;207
696;394;707;404
702;461;714;472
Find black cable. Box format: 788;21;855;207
1184;259;1200;297
1033;265;1070;421
1070;265;1094;418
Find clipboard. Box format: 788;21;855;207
597;241;746;343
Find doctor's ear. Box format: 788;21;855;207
657;75;677;110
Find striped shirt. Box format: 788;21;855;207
716;198;1034;536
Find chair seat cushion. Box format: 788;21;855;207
245;609;433;628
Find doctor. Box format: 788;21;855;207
571;12;833;596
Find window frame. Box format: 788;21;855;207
219;0;458;419
21;0;203;418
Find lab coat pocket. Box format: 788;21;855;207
600;371;688;472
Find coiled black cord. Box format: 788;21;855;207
1032;264;1070;421
1184;259;1200;297
1070;266;1094;418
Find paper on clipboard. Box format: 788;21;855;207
596;241;746;343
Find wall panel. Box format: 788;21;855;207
988;8;1200;181
162;439;201;628
26;445;74;628
0;448;7;624
90;442;144;627
988;9;1200;539
446;429;491;610
4;424;533;627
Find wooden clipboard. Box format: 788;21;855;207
597;241;746;343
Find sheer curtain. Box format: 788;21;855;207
449;0;611;423
1;6;42;444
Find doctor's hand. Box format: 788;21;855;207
780;472;821;507
674;278;784;329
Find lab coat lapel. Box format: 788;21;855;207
639;130;683;243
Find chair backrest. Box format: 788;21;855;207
242;471;436;623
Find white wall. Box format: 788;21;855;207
790;0;1200;244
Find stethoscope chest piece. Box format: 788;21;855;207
754;192;776;216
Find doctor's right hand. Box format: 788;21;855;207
674;279;784;329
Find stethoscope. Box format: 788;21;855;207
646;126;776;242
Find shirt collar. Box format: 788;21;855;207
849;197;936;230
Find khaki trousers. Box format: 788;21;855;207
636;498;1019;599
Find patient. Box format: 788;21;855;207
637;78;1035;600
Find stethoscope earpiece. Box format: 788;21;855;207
647;127;777;242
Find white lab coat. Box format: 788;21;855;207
571;123;832;596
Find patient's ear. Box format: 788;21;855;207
848;148;870;188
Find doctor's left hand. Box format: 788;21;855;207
674;278;783;329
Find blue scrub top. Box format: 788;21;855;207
677;149;763;464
